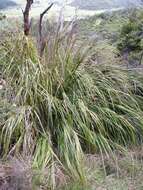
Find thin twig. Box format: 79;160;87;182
38;3;54;57
39;3;54;41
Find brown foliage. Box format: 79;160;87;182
0;158;32;190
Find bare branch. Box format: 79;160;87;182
39;3;54;42
23;0;33;36
38;3;54;57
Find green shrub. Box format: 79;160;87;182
117;22;142;52
117;10;143;65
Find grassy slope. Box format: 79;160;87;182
77;8;143;67
70;0;143;10
78;9;129;39
75;10;129;67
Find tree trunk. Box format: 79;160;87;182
23;0;33;36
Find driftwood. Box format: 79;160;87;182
38;3;54;57
23;0;33;36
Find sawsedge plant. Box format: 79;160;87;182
1;21;143;186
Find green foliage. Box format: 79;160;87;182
78;9;130;42
117;21;142;52
1;17;143;188
117;9;143;65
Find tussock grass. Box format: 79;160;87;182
1;20;143;188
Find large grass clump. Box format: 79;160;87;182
1;21;143;187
